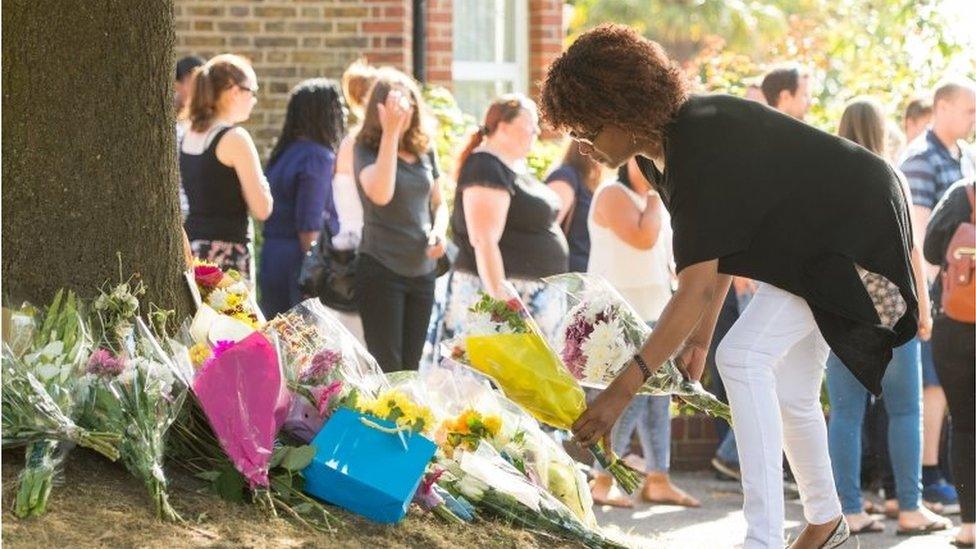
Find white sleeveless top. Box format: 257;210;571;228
587;181;674;322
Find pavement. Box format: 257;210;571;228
594;471;961;549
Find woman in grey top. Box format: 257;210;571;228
354;68;448;372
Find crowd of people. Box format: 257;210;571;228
172;30;974;548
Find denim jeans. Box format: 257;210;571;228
611;394;672;473
716;429;739;464
826;340;922;514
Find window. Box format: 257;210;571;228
452;0;528;117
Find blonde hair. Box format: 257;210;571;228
184;54;254;132
341;58;379;119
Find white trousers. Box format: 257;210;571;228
716;283;842;548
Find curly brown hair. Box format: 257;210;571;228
355;67;432;157
540;24;688;145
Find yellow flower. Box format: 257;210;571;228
483;415;502;436
224;293;244;309
189;343;212;368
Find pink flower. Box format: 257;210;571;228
87;348;126;378
313;380;343;415
194;264;224;288
300;349;341;384
212;340;236;358
505;298;523;312
201;340;236;371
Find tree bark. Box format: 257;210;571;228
2;0;192;318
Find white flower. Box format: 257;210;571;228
226;281;249;296
206;288;231;311
580;319;630;384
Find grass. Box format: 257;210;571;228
1;448;586;548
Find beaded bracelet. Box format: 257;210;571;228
633;354;652;381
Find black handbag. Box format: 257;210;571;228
298;220;358;313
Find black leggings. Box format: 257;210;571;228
356;254;436;373
931;315;975;523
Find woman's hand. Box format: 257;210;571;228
377;90;412;136
676;341;708;382
426;233;446;259
572;362;643;447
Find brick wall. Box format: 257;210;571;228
175;0;413;156
528;0;564;101
669;414;721;471
425;0;453;87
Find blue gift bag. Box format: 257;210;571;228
304;407;436;523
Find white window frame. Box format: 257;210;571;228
451;0;529;96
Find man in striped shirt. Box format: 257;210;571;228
899;76;975;514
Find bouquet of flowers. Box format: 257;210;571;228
168;337;338;532
262;299;388;442
449;286;643;494
187;260;264;331
169;329;290;495
2;291;121;518
546;273;731;422
421;359;597;526
438;443;623;549
80;277;187;522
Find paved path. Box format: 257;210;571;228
596;471;960;548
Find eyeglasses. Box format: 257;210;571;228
569;126;602;145
237;84;258;97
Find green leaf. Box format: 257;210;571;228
194;470;221;482
214;466;246;503
280;445;316;472
271;472;293;494
269;446;288;470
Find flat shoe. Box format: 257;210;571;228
949;540;975;548
820;518;852;549
849;518;884;535
896;520;950;536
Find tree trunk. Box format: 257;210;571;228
2;0;192;318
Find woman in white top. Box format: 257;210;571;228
332;59;378;250
587;157;700;508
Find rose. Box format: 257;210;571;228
194;264;224;288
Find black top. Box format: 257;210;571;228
638;94;918;395
545;165;593;272
181;126;249;243
452;151;568;279
354;144;439;277
923;178;975;315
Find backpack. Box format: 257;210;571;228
941;183;976;323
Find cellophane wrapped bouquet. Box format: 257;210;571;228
545;273;730;422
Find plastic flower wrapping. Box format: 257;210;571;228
79;312;187;522
385;358;606;544
262;298;389;442
545;273;731;422
1;291;121;518
444;283;643;494
186;260;264;330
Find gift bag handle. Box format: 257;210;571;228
359;416;410;451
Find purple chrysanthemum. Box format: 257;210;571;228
301;349;342;384
86;348;126;378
